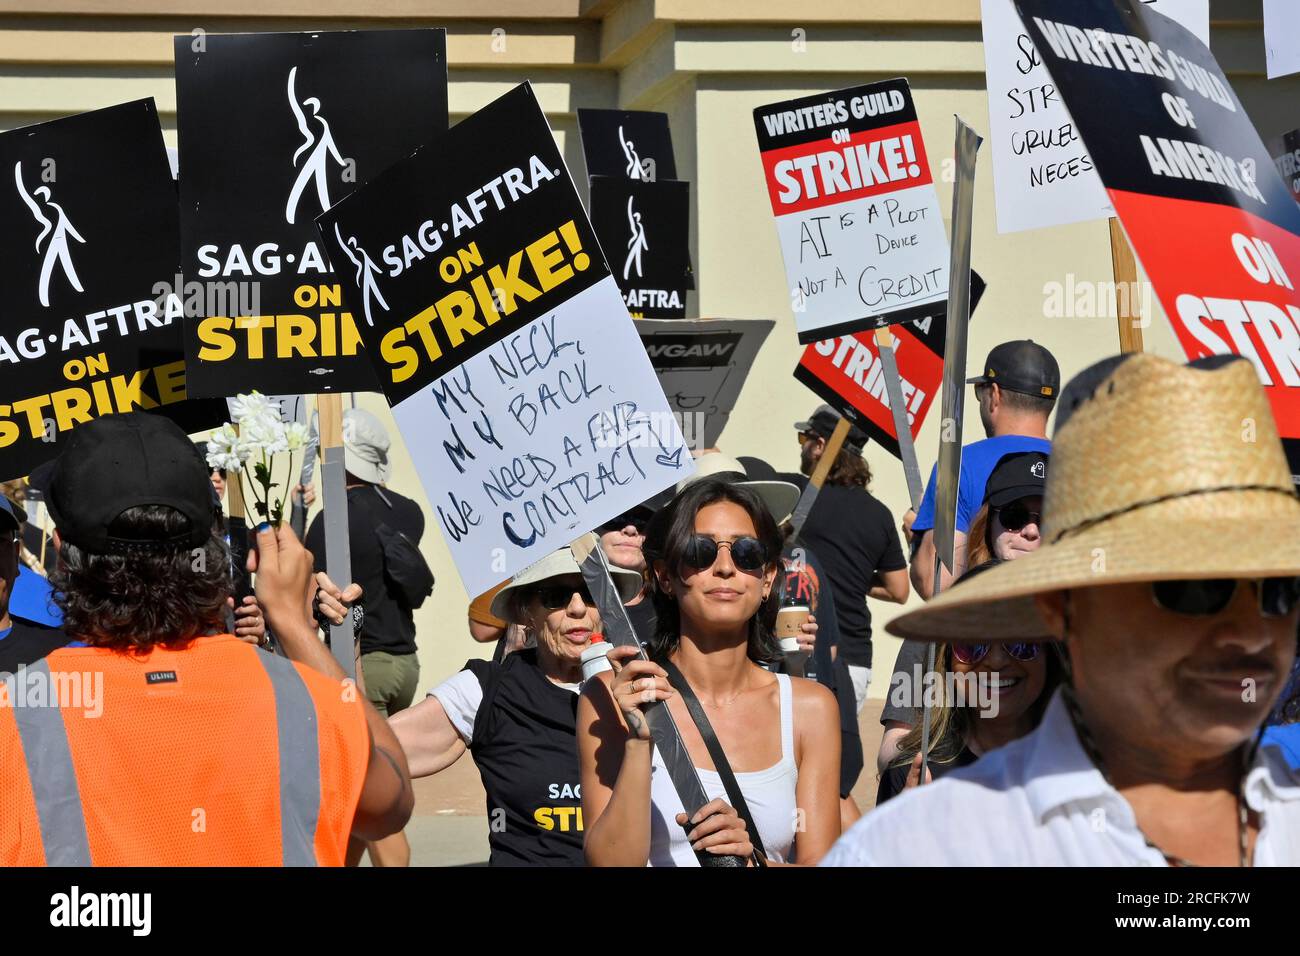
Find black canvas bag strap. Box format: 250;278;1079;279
657;657;768;865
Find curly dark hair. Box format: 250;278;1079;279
642;478;783;664
51;505;232;652
824;446;873;489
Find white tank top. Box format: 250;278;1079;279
647;673;798;866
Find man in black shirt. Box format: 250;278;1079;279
305;408;426;718
0;496;68;675
792;406;909;716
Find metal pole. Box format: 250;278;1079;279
318;393;356;681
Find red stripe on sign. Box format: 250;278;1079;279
761;120;934;216
796;326;943;442
1108;188;1300;440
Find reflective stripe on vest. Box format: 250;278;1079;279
13;651;323;866
255;650;322;867
10;659;92;866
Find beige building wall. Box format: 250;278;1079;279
2;1;1295;698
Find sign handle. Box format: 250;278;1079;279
38;501;48;573
874;328;926;510
226;426;247;522
318;393;356;681
569;533;746;866
1109;218;1145;354
787;416;852;542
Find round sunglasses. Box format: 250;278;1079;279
993;501;1042;533
951;642;1041;666
1151;577;1300;618
682;534;768;574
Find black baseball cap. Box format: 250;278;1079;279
47;413;216;554
967;340;1060;400
0;497;24;533
794;404;868;455
984;451;1049;508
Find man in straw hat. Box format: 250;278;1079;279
823;354;1300;866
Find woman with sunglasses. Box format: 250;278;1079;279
578;479;841;866
596;501;659;643
390;549;642;866
879;451;1049;773
878;561;1063;803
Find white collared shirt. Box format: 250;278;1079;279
823;691;1300;866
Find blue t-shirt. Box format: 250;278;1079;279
912;435;1052;535
1262;724;1300;771
11;565;61;627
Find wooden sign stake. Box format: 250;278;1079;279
1109;217;1145;354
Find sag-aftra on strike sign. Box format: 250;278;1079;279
1017;0;1300;446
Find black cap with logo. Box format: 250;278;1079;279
793;404;869;455
47;413;216;554
966;340;1060;400
984;451;1049;508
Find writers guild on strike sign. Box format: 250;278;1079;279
1015;0;1300;441
754;78;952;343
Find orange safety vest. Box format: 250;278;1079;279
0;634;369;866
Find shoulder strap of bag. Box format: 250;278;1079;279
657;657;768;865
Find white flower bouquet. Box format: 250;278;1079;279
205;392;314;527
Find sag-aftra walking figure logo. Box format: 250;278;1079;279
285;65;347;225
14;160;86;307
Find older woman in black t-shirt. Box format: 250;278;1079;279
390;549;641;866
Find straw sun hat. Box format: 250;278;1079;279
886;353;1300;642
490;548;643;624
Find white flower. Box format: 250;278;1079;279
284;421;312;452
208;450;243;472
241;413;289;456
206;423;248;468
228;391;275;425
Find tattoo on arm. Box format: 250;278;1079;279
377;745;412;801
623;708;645;737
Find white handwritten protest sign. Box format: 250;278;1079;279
318;84;691;596
753;79;951;344
1264;0;1300;79
982;0;1209;234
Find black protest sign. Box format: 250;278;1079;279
1015;0;1300;444
318;83;691;597
637;317;774;449
754;78;952;344
0;100;224;480
577;109;678;182
1274;128;1300;204
175;28;447;397
589;175;694;319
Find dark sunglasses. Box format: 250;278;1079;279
1151;577;1300;618
682;534;768;574
951;642;1041;666
598;512;648;534
529;583;594;610
994;501;1041;533
210;467;227;479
